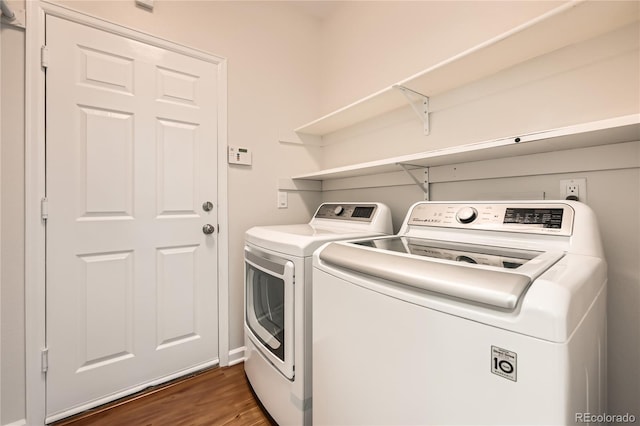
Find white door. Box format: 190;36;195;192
45;15;219;419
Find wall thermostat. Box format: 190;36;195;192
228;146;252;166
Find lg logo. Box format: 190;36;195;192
491;346;517;382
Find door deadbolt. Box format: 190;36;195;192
202;224;215;235
202;201;214;212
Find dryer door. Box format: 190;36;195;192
245;247;295;379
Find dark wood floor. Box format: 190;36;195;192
52;363;277;426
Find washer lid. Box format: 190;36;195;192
246;224;384;257
318;237;564;310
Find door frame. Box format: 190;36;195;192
25;2;229;424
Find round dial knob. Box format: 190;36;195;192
334;206;344;216
456;207;478;224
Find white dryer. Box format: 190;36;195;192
244;202;392;425
313;201;607;425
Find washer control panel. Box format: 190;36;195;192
315;203;377;222
407;202;574;235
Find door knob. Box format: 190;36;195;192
202;224;215;235
202;201;214;212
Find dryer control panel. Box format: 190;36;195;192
314;203;377;222
407;202;575;236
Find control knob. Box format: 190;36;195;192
456;207;478;224
334;205;345;216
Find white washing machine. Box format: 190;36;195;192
244;202;393;425
313;201;607;425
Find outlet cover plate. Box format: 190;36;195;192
560;178;587;203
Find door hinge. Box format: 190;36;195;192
41;348;49;373
41;197;49;221
41;45;49;69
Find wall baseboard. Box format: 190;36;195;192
3;419;27;426
228;347;246;366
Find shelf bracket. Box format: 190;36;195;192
0;2;26;29
393;85;430;135
398;163;430;200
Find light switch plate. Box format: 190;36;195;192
277;191;288;209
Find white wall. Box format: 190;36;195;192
317;0;562;115
1;12;26;425
316;1;640;417
0;13;3;425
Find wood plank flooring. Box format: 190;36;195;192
52;363;277;426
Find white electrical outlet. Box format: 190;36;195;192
560;178;587;203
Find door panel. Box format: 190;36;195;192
157;119;199;215
80;107;134;217
156;245;200;347
45;15;219;419
76;251;135;372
